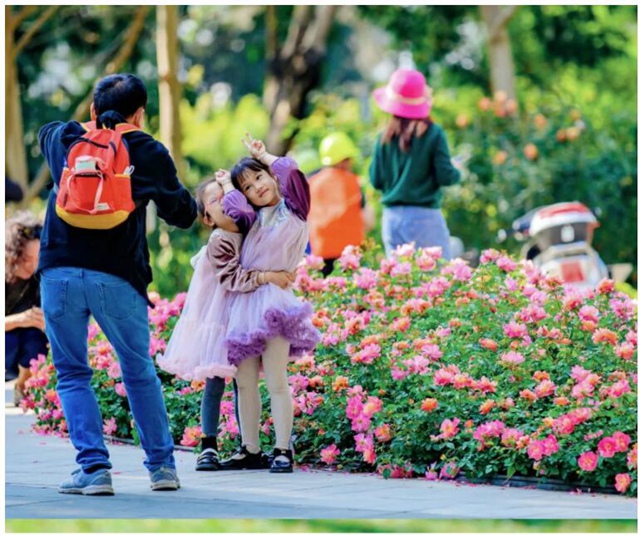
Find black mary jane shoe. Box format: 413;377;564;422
269;448;293;473
195;448;221;471
220;445;269;470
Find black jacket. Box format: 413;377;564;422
37;119;197;303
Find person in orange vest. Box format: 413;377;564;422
308;132;373;277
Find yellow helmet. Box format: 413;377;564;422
319;132;359;166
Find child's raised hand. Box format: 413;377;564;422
215;169;231;185
242;132;266;160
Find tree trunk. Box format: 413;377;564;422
13;6;58;58
264;5;338;155
156;5;183;177
6;7;29;191
6;5;58;195
480;5;517;99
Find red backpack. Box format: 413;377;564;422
55;121;138;229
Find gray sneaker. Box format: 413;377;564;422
58;468;114;496
149;466;180;491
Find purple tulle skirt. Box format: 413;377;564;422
225;284;320;365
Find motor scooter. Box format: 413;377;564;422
497;201;630;290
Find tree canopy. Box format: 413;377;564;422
6;5;637;291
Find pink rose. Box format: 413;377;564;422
103;417;117;436
577;451;599;472
615;473;631;494
320;444;340;465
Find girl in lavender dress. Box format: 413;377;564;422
157;176;294;471
216;134;320;473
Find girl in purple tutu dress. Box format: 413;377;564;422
157;175;294;471
216;134;320;473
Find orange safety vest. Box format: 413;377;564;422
308;167;365;259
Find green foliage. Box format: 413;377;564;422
151;85;637;299
616;283;638;300
181;93;270;181
439;92;637;273
6;519;639;533
147;223;204;300
14;6;637;291
285;88;638;281
359;6;469;74
358;6;638;96
147;94;270;298
15;6;157;183
526;6;634;67
179;6;270;100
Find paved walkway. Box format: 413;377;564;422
5;387;638;520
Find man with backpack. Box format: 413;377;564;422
37;73;197;495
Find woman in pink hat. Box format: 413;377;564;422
369;68;461;259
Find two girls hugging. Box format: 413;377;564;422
158;134;321;474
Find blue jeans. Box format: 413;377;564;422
40;267;175;473
382;206;452;260
5;328;48;381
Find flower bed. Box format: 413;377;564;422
23;245;637;495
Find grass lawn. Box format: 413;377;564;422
5;519;638;533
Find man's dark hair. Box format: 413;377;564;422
93;73;148;117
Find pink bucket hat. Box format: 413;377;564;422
373;69;433;120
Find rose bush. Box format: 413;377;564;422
23;244;637;495
441;91;637;275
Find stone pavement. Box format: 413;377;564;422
5;387;638;520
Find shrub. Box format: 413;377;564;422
23;246;637;495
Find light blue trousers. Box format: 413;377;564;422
382;206;452;260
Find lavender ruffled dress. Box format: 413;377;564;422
222;158;321;366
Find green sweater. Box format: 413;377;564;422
369;123;461;208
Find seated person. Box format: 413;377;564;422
5;212;48;406
6;176;24;203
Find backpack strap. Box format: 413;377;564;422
115;123;140;134
81;121;139;134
